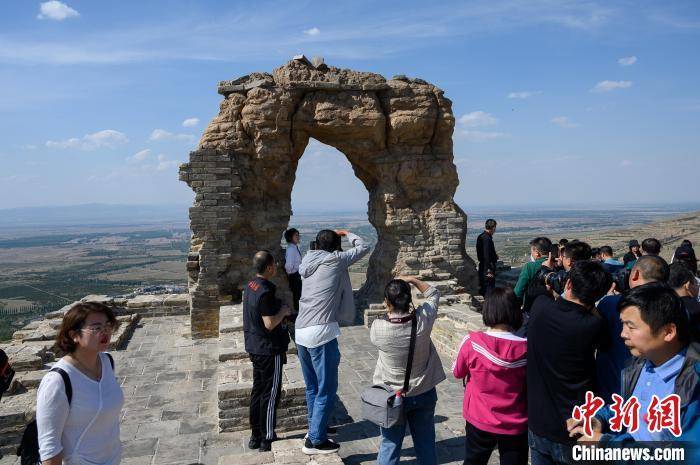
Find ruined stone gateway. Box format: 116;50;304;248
179;57;478;338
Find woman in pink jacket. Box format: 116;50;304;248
452;287;528;465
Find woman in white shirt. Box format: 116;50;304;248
36;302;124;465
284;228;303;313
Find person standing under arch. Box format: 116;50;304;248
284;228;303;314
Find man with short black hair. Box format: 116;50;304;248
527;260;612;465
641;237;662;256
514;237;551;311
568;284;700;463
561;240;592;271
476;219;498;296
669;262;700;338
296;229;369;454
244;251;292;452
596;255;670;402
599;245;624;274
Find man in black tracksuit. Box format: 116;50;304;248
243;251;292;452
476;218;498;296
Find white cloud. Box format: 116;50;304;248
458;111;498;127
459;130;509;142
46;129;128;150
303;27;321;36
37;1;79;21
620;159;634;167
182;117;199;127
507;91;541;99
591;80;633;93
156;154;179;171
149;129;195;142
127;149;151;164
618;56;637;66
551;116;579;128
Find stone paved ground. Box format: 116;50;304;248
0;314;508;465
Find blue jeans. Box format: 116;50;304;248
378;387;438;465
296;338;341;445
528;430;574;465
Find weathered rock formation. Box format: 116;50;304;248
180;56;478;338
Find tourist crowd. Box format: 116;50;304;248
12;222;699;465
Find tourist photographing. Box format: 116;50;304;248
370;276;445;465
295;229;369;455
527;260;611;465
476;219;498;296
453;287;528;465
243;251;292;452
595;255;669;402
284;228;303;314
568;284;700;463
513;237;551;312
35;302;123;465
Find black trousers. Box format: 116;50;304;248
478;264;496;296
287;272;302;314
249;353;285;441
463;421;528;465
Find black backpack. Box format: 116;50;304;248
0;349;15;401
17;353;114;465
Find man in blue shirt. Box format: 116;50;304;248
600;246;624;275
568;284;700;463
595;256;669;402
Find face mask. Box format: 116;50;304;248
530;254;536;262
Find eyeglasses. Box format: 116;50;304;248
80;323;115;334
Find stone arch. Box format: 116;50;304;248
179;57;478;337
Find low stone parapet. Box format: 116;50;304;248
216;304;307;434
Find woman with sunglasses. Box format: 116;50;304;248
36;302;123;465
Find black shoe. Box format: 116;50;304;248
302;438;340;455
327;426;337;435
248;436;261;450
259;440;272;452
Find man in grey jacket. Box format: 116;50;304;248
296;229;369;455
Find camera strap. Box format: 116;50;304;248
383;312;417;396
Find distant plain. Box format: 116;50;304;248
1;203;698;340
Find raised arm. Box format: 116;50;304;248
336;231;370;268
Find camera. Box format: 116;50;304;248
309;240;317;251
610;268;629;293
541;269;569;296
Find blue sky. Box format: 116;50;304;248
1;0;699;211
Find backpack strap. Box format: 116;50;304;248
105;352;114;370
50;367;72;405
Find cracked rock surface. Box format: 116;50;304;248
180;57;478;338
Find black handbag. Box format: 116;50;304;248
361;312;417;428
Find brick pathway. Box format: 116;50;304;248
1;314;507;465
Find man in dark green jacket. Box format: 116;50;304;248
514;237;552;308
